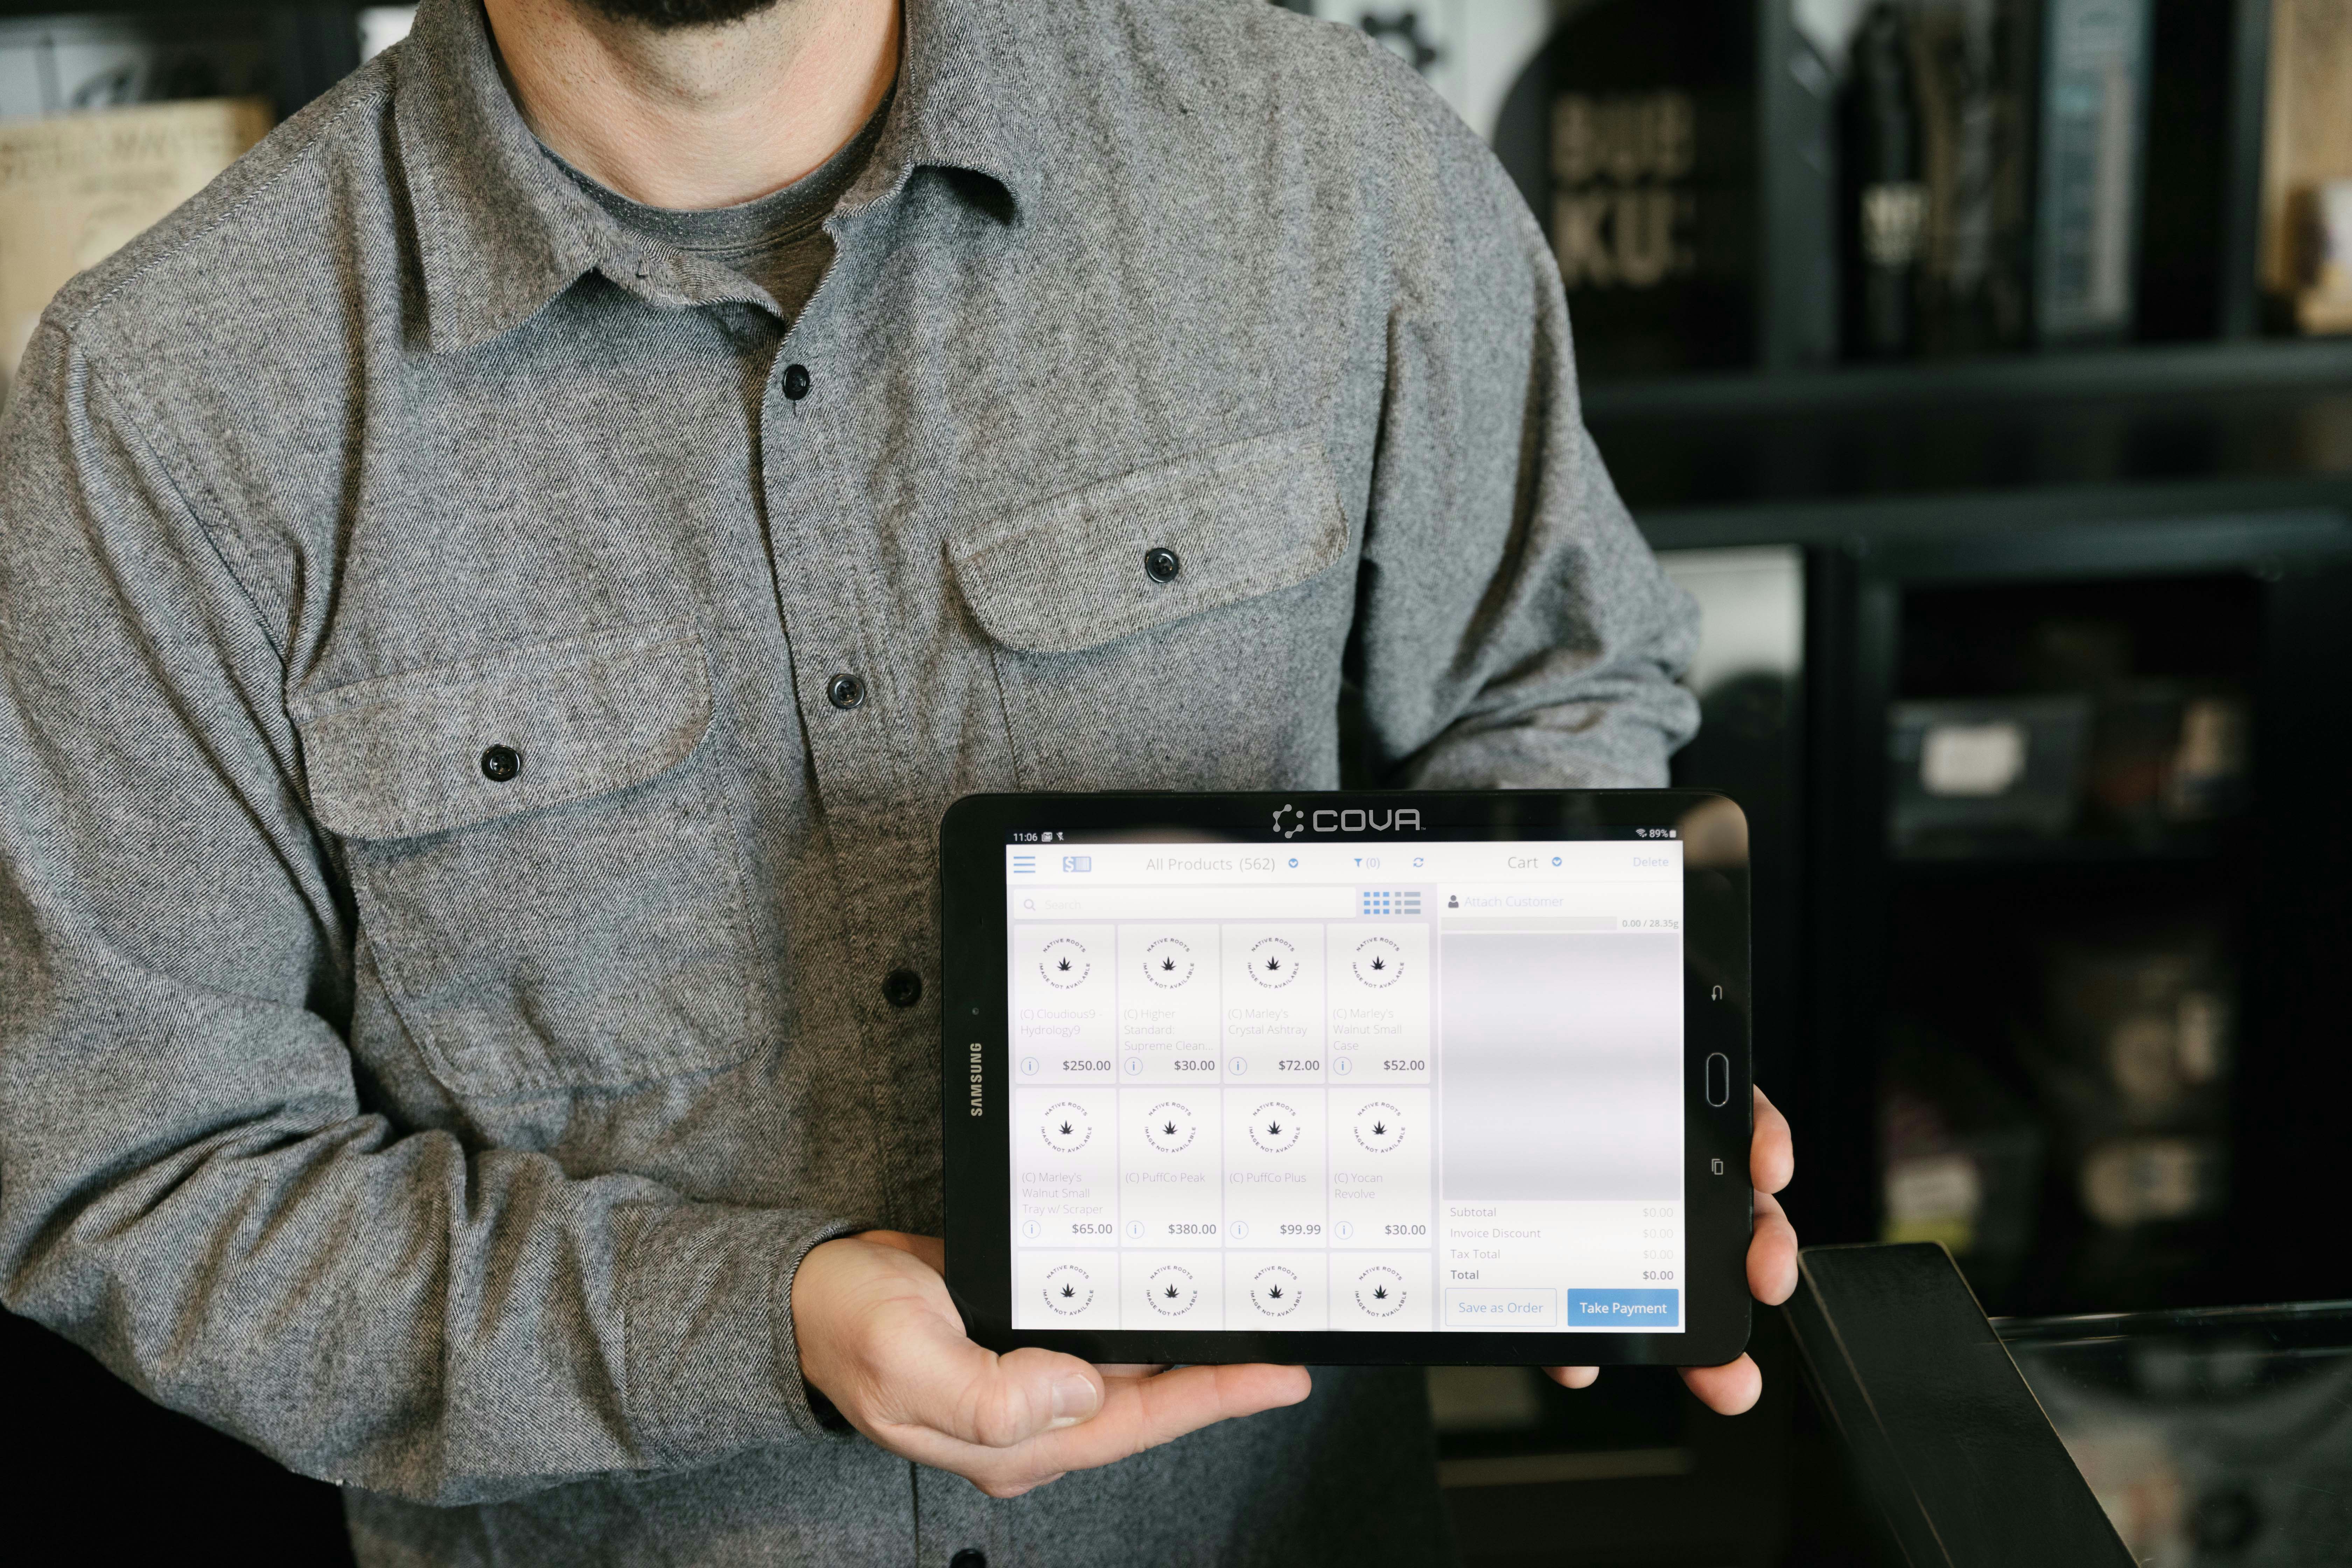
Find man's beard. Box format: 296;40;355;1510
574;0;782;29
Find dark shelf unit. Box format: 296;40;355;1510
1754;0;2284;375
1651;455;2352;1319
0;2;363;120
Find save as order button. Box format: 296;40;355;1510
1444;1288;1557;1326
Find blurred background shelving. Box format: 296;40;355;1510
1304;5;2352;1562
3;2;2349;1564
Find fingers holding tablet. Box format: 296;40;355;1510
1543;1082;1798;1412
1750;1187;1799;1307
1752;1086;1794;1196
1678;1353;1765;1416
795;1232;1307;1498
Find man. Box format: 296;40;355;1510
0;0;1798;1562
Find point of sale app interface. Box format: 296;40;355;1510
1004;833;1685;1335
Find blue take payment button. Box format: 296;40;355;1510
1566;1289;1680;1326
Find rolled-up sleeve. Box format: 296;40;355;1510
1348;63;1699;791
0;320;860;1505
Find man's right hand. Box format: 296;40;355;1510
793;1231;1310;1497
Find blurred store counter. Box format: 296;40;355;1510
1433;1244;2349;1567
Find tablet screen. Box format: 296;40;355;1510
1004;828;1685;1336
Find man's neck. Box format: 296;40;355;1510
483;0;899;210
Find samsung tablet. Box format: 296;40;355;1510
939;790;1752;1367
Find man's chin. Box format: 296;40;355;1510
573;0;784;30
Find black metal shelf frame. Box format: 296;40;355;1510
1790;507;2352;1312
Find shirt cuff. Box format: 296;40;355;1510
618;1203;874;1465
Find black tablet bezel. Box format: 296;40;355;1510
940;790;1752;1367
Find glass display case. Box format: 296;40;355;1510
1438;1245;2352;1567
2004;1301;2352;1566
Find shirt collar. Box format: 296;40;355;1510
394;0;1043;355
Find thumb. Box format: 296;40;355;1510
875;1312;1106;1448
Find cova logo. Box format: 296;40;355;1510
1270;803;1424;839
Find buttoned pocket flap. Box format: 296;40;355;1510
293;621;713;840
950;426;1348;654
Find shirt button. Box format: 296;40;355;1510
882;968;923;1009
826;672;865;710
949;1553;987;1568
783;363;811;400
1143;546;1182;583
479;744;521;782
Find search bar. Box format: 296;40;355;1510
1013;885;1357;921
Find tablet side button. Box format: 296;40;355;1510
1705;1053;1730;1107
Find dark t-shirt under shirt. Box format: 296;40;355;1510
550;95;891;323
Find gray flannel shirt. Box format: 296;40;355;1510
0;0;1698;1562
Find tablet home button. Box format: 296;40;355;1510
1705;1053;1730;1107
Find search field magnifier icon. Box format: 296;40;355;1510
1022;898;1035;911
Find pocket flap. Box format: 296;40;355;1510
292;621;713;840
950;426;1348;654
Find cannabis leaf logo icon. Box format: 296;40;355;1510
1371;1120;1388;1136
1056;956;1072;972
1369;956;1386;971
1372;1285;1389;1300
1160;956;1177;971
1060;1283;1076;1299
1058;1120;1074;1136
1162;1120;1179;1137
1164;1283;1181;1299
1266;1285;1284;1300
1266;1120;1282;1137
1265;955;1282;972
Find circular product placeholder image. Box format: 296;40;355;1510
1145;1264;1200;1316
1248;1264;1303;1318
1352;1100;1407;1153
1353;1263;1408;1317
1246;936;1301;989
1247;1100;1302;1154
1042;1264;1096;1316
1143;1101;1198;1153
1141;936;1196;988
1040;1101;1093;1154
1349;936;1404;988
1038;937;1091;988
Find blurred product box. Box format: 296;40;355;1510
2084;684;2250;836
1309;0;1758;380
2260;0;2352;334
1888;693;2093;850
2039;929;2232;1234
2033;0;2152;344
1881;1034;2045;1303
1487;0;1759;379
1837;0;2038;361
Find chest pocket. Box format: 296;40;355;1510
293;620;758;1099
949;426;1352;790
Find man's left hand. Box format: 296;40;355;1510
1541;1085;1797;1415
